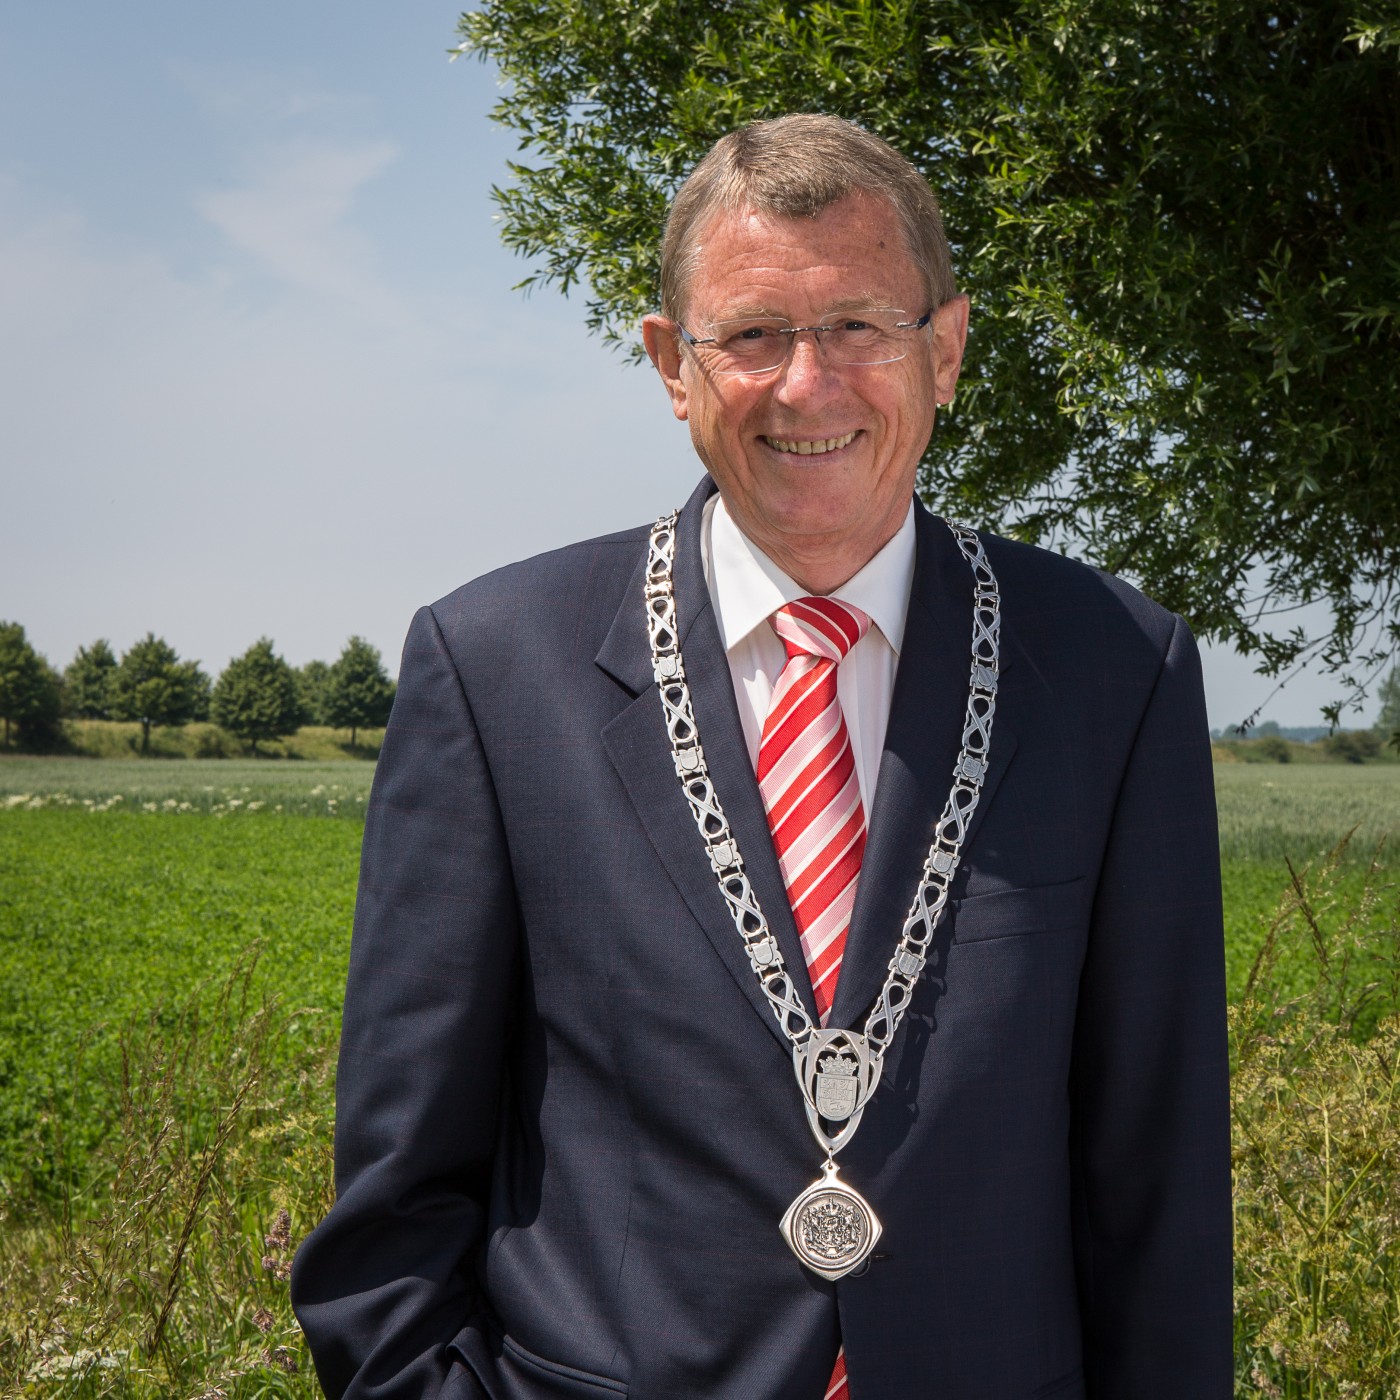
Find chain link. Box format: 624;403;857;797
644;510;1000;1063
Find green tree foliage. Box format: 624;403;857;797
295;660;330;728
457;0;1400;710
210;638;303;755
64;639;117;720
0;622;63;750
322;636;395;748
110;634;210;755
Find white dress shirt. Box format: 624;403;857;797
700;492;917;813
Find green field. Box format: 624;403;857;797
0;759;1396;1394
0;808;357;1191
1214;762;1400;862
0;756;373;817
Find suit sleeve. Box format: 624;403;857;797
291;605;516;1399
1070;614;1235;1396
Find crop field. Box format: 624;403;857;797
0;758;1396;1394
0;757;373;818
1214;763;1400;863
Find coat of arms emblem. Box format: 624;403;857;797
814;1053;860;1121
795;1028;880;1155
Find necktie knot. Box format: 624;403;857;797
771;597;871;665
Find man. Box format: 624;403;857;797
292;115;1233;1398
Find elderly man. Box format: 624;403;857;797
292;115;1233;1398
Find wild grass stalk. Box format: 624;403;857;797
0;950;335;1398
1232;837;1400;1397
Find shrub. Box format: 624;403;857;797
1325;729;1384;764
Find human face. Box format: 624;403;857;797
642;193;968;593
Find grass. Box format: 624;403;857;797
0;810;358;1208
0;763;1396;1394
0;804;356;1393
1231;846;1400;1396
0;952;333;1397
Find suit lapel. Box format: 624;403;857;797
598;477;819;1052
828;504;1019;1031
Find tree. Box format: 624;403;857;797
110;634;210;754
322;636;395;748
0;622;63;750
64;639;117;719
210;638;303;755
296;659;330;727
456;0;1400;714
1376;664;1400;753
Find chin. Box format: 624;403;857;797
764;501;867;543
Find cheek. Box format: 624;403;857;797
692;383;755;444
884;373;936;444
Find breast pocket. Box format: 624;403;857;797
450;1324;629;1398
498;1335;628;1397
1029;1366;1084;1399
951;876;1087;945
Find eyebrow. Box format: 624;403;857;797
705;295;904;322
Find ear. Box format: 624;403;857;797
930;295;970;406
642;314;690;422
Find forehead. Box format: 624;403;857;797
684;194;924;321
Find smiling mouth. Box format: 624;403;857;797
762;430;859;456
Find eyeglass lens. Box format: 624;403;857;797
692;309;926;375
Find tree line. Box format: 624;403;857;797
0;623;395;755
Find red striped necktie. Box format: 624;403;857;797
757;595;870;1400
757;595;871;1025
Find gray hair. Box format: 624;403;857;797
659;114;957;321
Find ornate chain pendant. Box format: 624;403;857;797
794;1028;881;1154
643;507;1000;1282
780;1160;883;1281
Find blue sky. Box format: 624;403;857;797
0;5;1370;729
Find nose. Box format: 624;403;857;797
772;329;840;406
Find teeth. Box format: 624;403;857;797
765;431;858;455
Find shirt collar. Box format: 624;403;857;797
703;493;916;656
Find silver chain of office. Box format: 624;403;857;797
644;511;1000;1055
643;508;1000;1279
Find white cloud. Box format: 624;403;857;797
166;59;364;129
196;137;402;318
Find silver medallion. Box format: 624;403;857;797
779;1160;883;1281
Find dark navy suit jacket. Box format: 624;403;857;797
291;477;1233;1398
